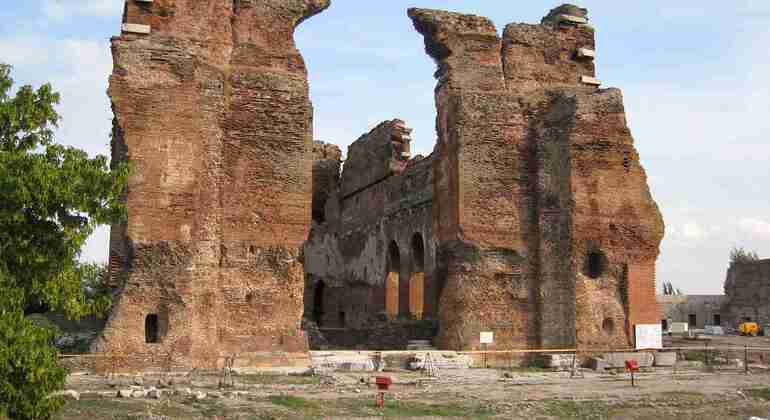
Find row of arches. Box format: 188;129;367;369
386;233;426;319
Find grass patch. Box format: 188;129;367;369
238;374;320;386
335;398;494;419
268;395;317;410
541;400;610;419
379;401;493;418
56;398;148;420
746;388;770;400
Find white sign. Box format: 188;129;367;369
635;324;663;350
480;332;494;345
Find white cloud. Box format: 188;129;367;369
0;37;51;67
43;0;123;20
681;222;705;240
738;218;770;239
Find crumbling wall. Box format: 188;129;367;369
409;4;664;351
97;0;329;371
303;121;437;346
724;259;770;326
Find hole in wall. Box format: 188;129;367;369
248;245;255;255
602;318;614;334
145;314;159;344
584;249;607;279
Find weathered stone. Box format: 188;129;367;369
54;390;80;401
302;4;663;353
588;357;608;371
600;352;654;369
653;352;677;367
98;2;663;362
95;0;330;372
541;354;577;370
147;388;163;399
117;389;133;398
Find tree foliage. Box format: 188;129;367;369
0;63;128;319
730;247;760;265
0;63;128;419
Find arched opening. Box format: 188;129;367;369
584;249;607;279
313;280;325;327
386;241;400;319
145;314;159;344
602;318;615;334
409;233;425;319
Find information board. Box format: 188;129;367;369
635;324;663;350
480;331;494;345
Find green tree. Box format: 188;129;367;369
730;246;760;265
0;63;128;419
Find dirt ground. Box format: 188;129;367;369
57;365;770;420
53;333;770;419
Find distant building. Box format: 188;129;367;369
657;295;726;330
724;258;770;327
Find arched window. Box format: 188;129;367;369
584;249;607;279
145;314;159;344
313;280;325;327
386;241;400;318
410;233;425;319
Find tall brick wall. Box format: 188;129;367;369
303;121;438;344
96;0;329;371
410;4;664;351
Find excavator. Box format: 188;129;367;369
739;321;760;337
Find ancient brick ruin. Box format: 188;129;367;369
98;2;664;370
96;0;329;370
724;259;770;327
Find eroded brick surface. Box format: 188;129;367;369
101;2;665;361
409;5;664;350
96;0;329;371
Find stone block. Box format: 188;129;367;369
54;390;80;401
580;75;601;86
588;357;608;371
121;23;151;34
558;14;589;25
653;352;677;367
601;352;654;368
541;353;576;370
577;48;595;59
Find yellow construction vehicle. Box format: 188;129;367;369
739;322;760;337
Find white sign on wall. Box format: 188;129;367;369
635;324;663;350
480;331;494;345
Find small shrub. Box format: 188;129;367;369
268;395;315;410
0;310;67;420
746;388;770;400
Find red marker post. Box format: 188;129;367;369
625;359;640;387
375;376;392;408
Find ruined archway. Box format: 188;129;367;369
410;233;426;319
386;241;400;319
312;280;325;327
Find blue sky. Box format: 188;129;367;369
2;0;769;294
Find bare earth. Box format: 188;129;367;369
58;365;770;420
